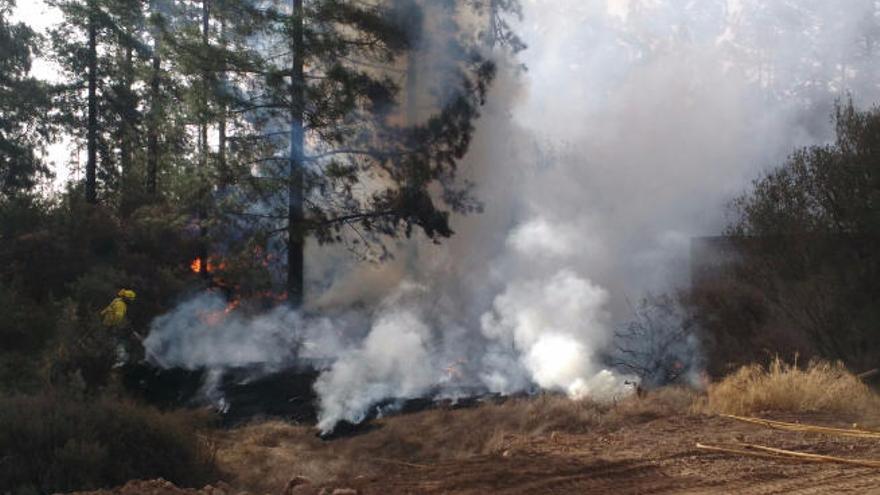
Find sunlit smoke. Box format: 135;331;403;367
314;284;440;431
480;270;613;397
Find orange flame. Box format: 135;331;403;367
189;257;228;274
224;299;241;314
257;290;288;303
195;293;240;326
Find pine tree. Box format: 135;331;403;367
85;0;98;203
481;0;525;51
146;0;164;195
48;0;145;204
103;0;147;212
0;0;52;198
214;0;497;306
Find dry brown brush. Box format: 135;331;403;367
705;357;880;417
215;388;699;493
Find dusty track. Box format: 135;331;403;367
301;414;880;494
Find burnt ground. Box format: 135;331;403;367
121;364;323;425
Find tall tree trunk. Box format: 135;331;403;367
406;51;418;125
198;0;211;280
399;0;421;125
200;0;210;175
120;43;134;212
287;0;305;306
146;5;161;196
218;18;227;186
86;1;98;204
487;0;498;49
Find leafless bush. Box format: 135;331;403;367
609;294;702;388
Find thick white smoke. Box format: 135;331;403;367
146;0;880;432
312;283;441;431
480;269;620;398
144;293;362;370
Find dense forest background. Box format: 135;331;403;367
1;0;517;392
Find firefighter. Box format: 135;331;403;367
101;289;139;366
101;289;136;327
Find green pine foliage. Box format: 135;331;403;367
0;0;52;198
215;0;497;254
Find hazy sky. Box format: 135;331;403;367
12;0;63;81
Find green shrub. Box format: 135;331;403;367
0;393;218;494
697;101;880;372
0;284;57;393
41;302;117;393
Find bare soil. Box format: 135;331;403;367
68;399;880;494
298;413;880;494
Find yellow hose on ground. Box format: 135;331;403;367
721;414;880;439
697;442;880;468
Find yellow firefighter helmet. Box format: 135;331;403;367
117;289;136;301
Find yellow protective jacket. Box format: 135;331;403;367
101;297;128;327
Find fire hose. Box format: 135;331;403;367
697;415;880;467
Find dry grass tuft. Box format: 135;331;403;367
705;357;880;417
215;420;345;492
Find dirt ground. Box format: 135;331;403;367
69;395;880;495
284;415;880;494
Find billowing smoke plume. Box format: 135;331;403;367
312;284;442;431
146;0;880;431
